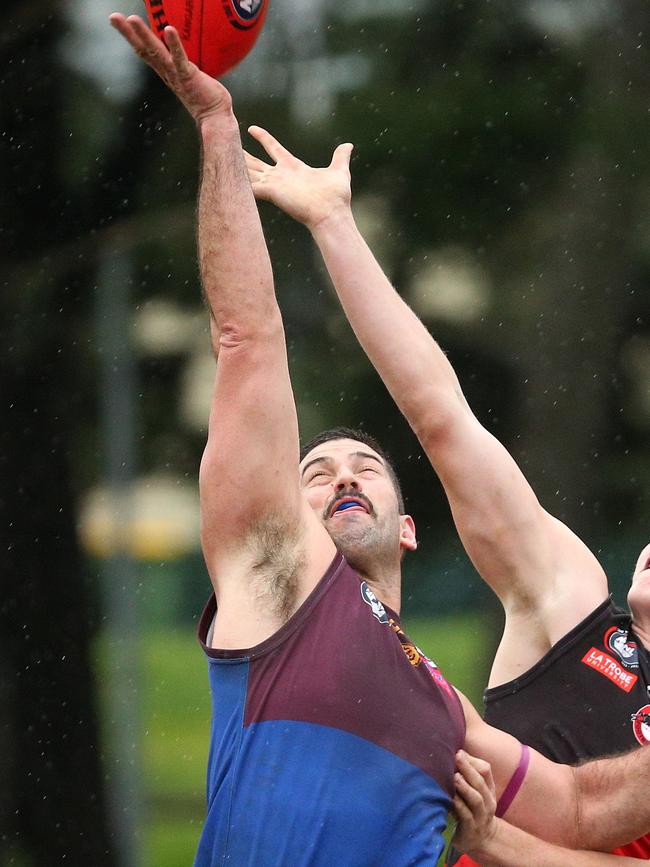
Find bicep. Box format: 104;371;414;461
199;321;303;563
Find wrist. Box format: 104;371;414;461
308;201;355;237
198;110;240;141
464;817;502;864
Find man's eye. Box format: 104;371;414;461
309;471;328;482
359;466;378;475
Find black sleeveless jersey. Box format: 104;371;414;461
483;597;650;761
483;597;650;859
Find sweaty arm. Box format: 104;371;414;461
453;752;645;866
460;691;650;853
109;18;334;646
244;128;608;676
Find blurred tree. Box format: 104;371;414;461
0;0;184;861
0;2;117;863
325;0;650;567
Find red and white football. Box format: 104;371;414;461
143;0;269;78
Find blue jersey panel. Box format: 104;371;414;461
197;659;250;859
195;719;450;867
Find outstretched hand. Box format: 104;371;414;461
452;750;498;855
244;127;353;230
109;14;232;125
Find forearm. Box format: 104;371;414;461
466;819;642;867
198;116;278;342
310;208;467;435
574;747;650;851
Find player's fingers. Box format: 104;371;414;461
248;126;292;163
243;150;271;172
452;793;472;823
474;756;496;797
463;753;494;789
456;754;496;814
109;13;143;51
249;180;273;202
163;26;192;76
120;15;174;74
455;772;486;812
330;142;354;171
456;751;491;786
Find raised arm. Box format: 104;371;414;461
459;690;650;853
453;753;645;866
109;19;334;647
245;129;608;680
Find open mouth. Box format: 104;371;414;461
329;497;370;518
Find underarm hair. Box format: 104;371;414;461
250;518;306;621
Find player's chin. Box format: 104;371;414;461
627;583;650;619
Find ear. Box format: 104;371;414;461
399;514;417;552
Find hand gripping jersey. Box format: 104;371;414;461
448;597;650;865
194;553;465;867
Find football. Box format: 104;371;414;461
143;0;269;78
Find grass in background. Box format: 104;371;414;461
405;613;494;708
97;611;493;866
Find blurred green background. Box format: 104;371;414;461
2;0;649;864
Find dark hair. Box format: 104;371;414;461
300;426;405;513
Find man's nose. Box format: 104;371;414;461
334;469;360;491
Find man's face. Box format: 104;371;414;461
628;542;650;628
299;438;416;571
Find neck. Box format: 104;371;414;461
361;569;401;615
632;618;650;652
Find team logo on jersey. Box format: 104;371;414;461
360;581;388;623
401;643;422;666
386;615;453;695
581;647;638;692
417;646;454;696
604;626;639;668
388;618;421;665
631;704;650;746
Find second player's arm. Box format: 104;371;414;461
454;752;645;866
459;691;650;853
246;129;607;664
309;206;606;620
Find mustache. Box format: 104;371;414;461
324;488;375;520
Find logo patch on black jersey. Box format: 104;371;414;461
360;581;388;623
582;647;638;692
631;703;650;746
604;626;639;669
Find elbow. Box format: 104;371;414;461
412;392;470;450
218;308;285;350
